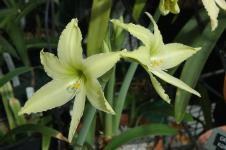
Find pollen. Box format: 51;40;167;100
73;82;81;89
67;81;81;93
150;59;163;68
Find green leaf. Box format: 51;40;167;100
175;14;226;123
0;124;68;143
6;0;17;7
0;67;32;87
112;62;138;133
197;84;213;129
87;0;112;55
0;35;18;58
74;104;96;147
26;37;57;49
0;8;18;20
137;103;194;122
2;0;12;7
15;0;45;22
111;16;126;50
6;22;29;66
104;124;177;150
174;10;208;45
0;82;15;129
0;123;8;138
9;98;27;125
132;0;147;21
74;79;110;147
104;67;115;137
42;135;51;150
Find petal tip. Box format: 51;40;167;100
195;47;202;51
68;136;73;143
192;89;201;97
121;49;128;54
144;12;151;17
106;104;115;115
110;110;115;115
110;19;123;26
40;49;46;58
145;12;154;20
165;98;171;104
71;18;78;25
67;18;79;29
196;92;201;98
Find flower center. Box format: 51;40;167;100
67;78;82;94
150;59;163;68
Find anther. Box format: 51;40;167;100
67;81;81;93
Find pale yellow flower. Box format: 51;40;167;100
202;0;226;31
159;0;180;15
112;12;201;103
19;19;123;142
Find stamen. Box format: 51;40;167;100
150;59;163;68
73;82;81;89
67;81;81;93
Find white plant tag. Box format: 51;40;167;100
3;53;20;87
26;87;34;99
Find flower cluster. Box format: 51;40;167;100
19;13;200;142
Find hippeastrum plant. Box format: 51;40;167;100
159;0;180;15
19;19;123;142
202;0;226;31
111;12;201;103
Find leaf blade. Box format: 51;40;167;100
104;124;177;150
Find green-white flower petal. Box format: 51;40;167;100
150;73;171;103
150;43;201;70
68;84;86;142
145;12;164;53
122;46;150;68
159;0;180;15
111;19;154;49
40;51;76;79
19;79;78;114
83;52;122;78
58;18;83;68
151;69;200;97
202;0;219;31
216;0;226;10
86;78;115;114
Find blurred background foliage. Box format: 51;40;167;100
0;0;225;149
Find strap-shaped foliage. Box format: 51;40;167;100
175;13;226;123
